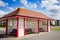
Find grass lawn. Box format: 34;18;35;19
0;26;6;28
0;27;6;28
0;25;6;28
51;27;60;30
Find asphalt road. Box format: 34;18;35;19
0;31;60;40
20;31;60;40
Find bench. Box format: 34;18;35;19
9;29;16;36
26;28;33;34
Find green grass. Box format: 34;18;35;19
52;27;60;30
0;26;6;28
0;25;6;28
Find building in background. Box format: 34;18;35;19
51;20;60;26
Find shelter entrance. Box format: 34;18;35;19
39;19;47;32
8;18;17;37
26;18;38;35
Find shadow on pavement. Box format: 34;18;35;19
0;34;16;39
0;34;8;39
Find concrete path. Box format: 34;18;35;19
20;31;60;40
0;28;6;34
0;31;60;40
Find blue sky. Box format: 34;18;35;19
0;0;60;19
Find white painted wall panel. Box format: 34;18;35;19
48;21;50;32
18;18;24;37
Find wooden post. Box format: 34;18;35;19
38;19;40;33
47;20;48;32
16;17;19;37
24;18;26;36
6;19;8;35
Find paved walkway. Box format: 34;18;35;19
0;28;6;34
0;31;60;40
20;31;60;40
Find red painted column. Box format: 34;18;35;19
38;19;40;33
24;18;26;36
47;20;49;32
6;19;8;35
16;17;19;37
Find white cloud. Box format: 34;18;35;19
20;7;25;9
41;0;60;19
20;0;37;9
41;0;58;8
25;2;37;9
0;0;8;6
0;10;8;17
7;7;14;11
20;0;28;5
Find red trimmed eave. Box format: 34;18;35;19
0;15;52;21
16;15;52;20
0;16;18;21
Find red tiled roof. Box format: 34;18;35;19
2;8;51;19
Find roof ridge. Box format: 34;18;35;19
18;8;51;19
1;8;51;19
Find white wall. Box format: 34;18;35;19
18;18;24;37
48;21;50;32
